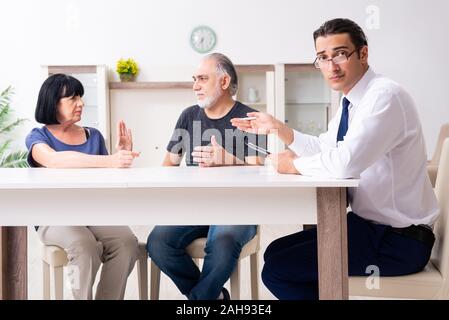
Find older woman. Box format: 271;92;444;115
25;73;140;299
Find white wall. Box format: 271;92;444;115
1;0;448;156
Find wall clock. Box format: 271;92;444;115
190;25;217;53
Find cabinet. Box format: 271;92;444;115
109;81;196;167
235;65;277;151
109;65;277;167
235;65;275;114
41;65;111;150
274;64;340;149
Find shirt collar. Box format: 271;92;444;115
344;67;376;108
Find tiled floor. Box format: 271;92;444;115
27;224;301;300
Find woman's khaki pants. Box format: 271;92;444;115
37;226;139;300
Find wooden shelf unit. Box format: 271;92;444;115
109;82;193;90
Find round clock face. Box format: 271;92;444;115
190;26;217;53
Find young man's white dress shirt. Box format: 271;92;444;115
289;68;439;228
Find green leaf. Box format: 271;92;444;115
0;101;10;125
0;150;29;168
0;85;13;108
0;85;29;168
0;86;13;129
0;140;12;158
0;85;13;97
0;118;27;135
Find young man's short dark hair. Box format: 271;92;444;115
35;73;84;125
313;18;368;49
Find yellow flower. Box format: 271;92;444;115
116;58;139;75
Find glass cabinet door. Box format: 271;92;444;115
284;64;332;137
235;65;275;115
273;64;340;151
235;65;277;152
275;64;341;137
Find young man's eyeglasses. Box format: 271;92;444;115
313;48;361;69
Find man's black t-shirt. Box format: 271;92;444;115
166;101;267;166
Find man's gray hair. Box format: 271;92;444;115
203;52;238;96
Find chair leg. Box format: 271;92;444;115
137;255;148;300
42;261;51;300
150;260;161;300
53;266;64;300
230;261;241;300
250;253;259;300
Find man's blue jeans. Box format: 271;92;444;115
147;225;257;300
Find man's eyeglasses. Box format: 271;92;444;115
313;48;360;69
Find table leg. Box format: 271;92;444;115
316;187;348;300
0;227;2;300
1;226;28;300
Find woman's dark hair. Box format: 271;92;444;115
313;18;368;49
35;73;84;124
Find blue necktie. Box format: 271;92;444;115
337;97;350;142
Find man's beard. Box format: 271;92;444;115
197;85;222;109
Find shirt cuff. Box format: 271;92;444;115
293;154;328;178
288;130;308;156
293;156;311;176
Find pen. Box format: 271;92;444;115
245;142;271;155
238;117;257;121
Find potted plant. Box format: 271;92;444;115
0;86;29;168
116;58;139;82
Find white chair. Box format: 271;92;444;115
41;242;148;300
349;138;449;299
150;226;260;300
428;123;449;187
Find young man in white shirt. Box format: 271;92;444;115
232;18;439;300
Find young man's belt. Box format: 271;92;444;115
389;224;435;247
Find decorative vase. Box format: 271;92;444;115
119;73;136;82
248;87;259;103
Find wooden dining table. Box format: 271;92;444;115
0;166;358;300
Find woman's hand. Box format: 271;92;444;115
109;150;140;168
115;120;133;151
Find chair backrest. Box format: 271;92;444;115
429;123;449;166
430;138;449;296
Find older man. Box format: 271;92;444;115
147;53;266;300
